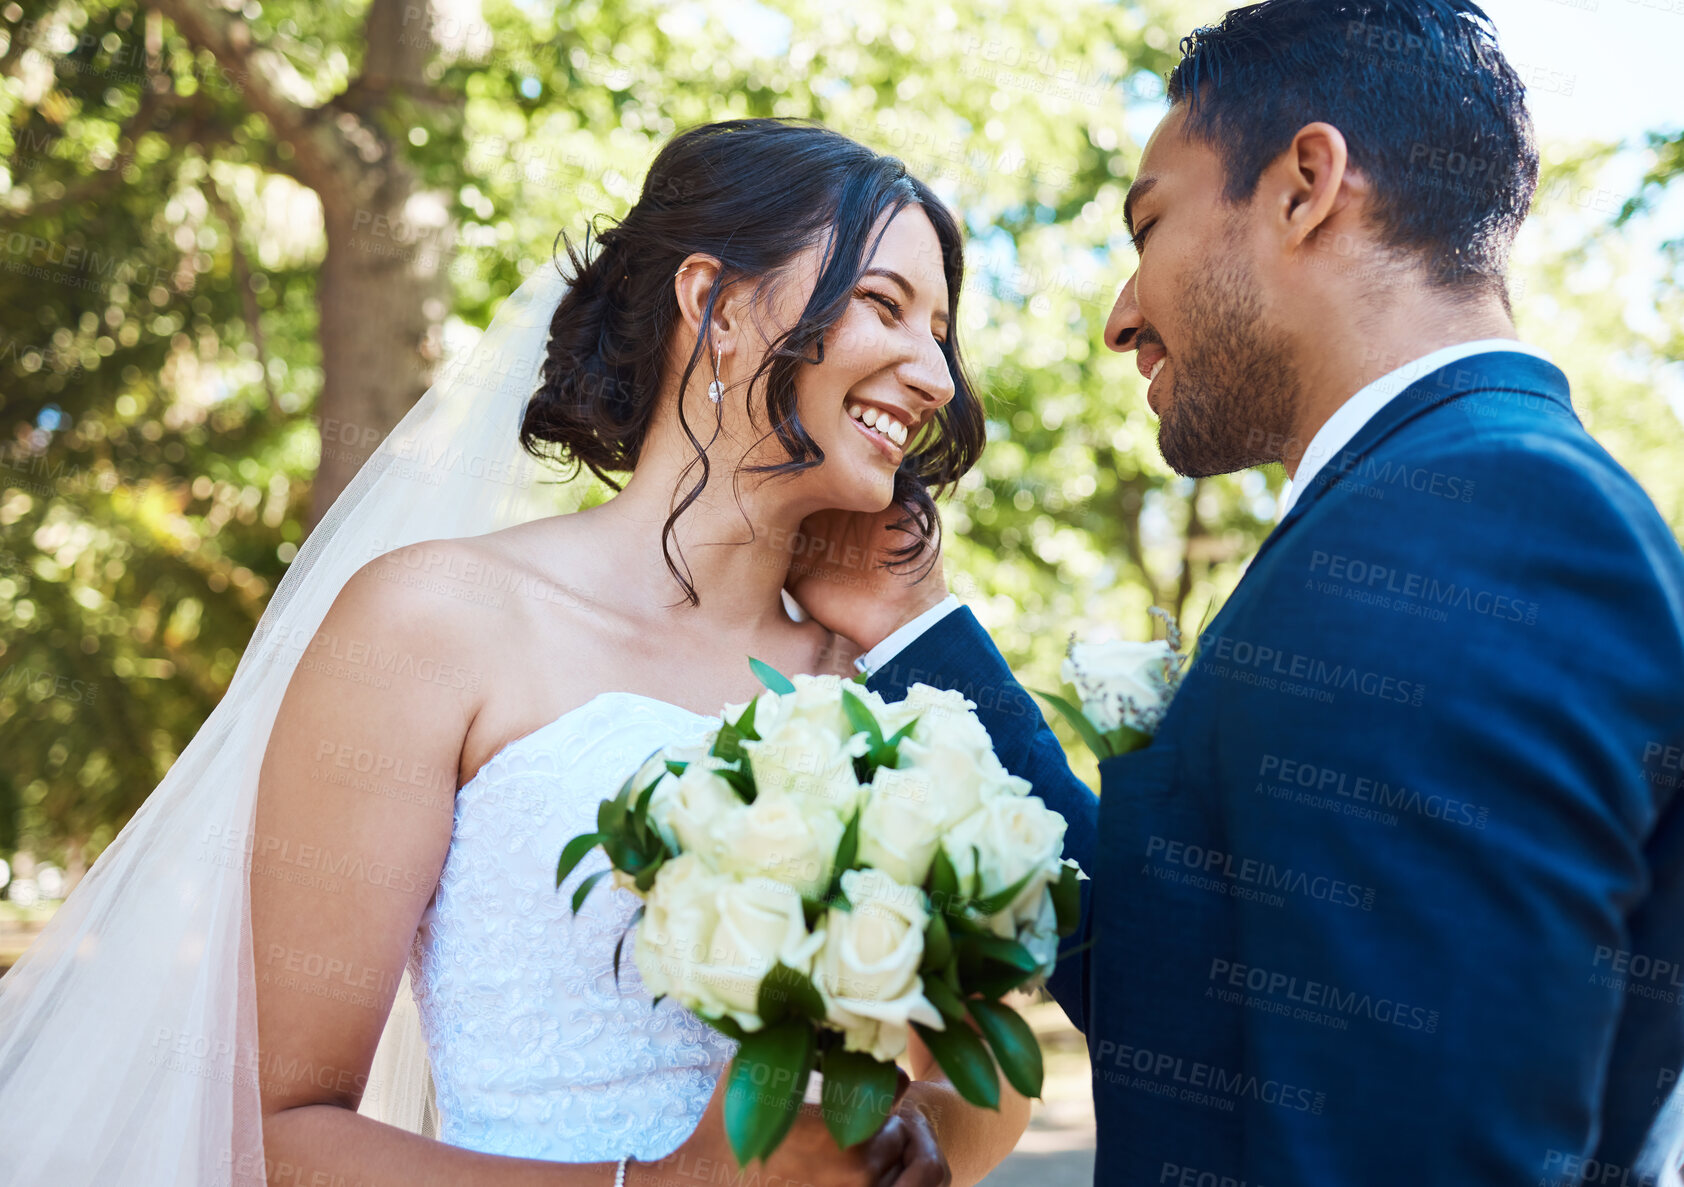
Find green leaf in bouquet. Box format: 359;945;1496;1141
718;764;757;804
840;687;885;749
920;909;953;974
967;999;1044;1098
835;807;861;878
596;793;629;839
966;965;1041;999
849;669;872;686
749;657;797;696
757;962;827;1026
1031;688;1113;761
1051;862;1083;938
970;869;1036;917
712;699;760;763
725;1019;816;1165
1102;722;1152;755
611;906;644;988
555;832;603;890
818;1045;900;1149
632;853;666;893
911;1020;999;1111
961;934;1041;973
929;846;960;906
630;780;662;844
702;1011;748;1042
920;969;969;1025
665;759;690;777
734;694;761;740
878;717;920;768
570;868;611;914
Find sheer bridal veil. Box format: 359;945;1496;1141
0;263;572;1183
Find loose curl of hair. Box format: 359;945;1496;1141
521;118;985;606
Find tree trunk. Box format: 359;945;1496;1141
148;0;458;527
313;185;450;525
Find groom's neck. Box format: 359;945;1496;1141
1280;284;1519;481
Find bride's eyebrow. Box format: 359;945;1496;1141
861;267;950;326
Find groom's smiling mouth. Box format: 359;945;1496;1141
1137;342;1168;410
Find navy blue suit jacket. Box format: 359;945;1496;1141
867;353;1684;1185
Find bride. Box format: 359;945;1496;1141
0;118;1030;1186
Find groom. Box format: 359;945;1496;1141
797;1;1684;1183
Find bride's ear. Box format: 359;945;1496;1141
673;253;737;355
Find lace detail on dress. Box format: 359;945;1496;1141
407;691;736;1163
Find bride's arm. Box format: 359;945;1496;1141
896;1025;1032;1187
252;545;609;1185
251;543;914;1187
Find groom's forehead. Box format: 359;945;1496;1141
1125;107;1220;227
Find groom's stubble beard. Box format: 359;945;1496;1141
1156;250;1298;479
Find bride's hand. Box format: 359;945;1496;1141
785;505;948;654
645;1064;947;1187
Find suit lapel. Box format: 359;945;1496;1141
1250;351;1573;569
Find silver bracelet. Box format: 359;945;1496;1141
615;1156;630;1187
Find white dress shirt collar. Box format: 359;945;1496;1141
1276;338;1553;521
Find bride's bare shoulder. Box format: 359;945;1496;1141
345;518;603;641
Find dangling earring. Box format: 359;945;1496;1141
707;343;724;403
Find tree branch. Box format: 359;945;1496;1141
143;0;362;197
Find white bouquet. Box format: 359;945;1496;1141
558;662;1084;1165
1037;607;1189;757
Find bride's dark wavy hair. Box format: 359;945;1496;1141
521;117;984;606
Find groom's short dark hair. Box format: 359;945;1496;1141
1166;0;1538;297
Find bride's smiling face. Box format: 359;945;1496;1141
724;207;958;516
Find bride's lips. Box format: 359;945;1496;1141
842;407;909;464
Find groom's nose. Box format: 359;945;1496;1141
1105;273;1143;353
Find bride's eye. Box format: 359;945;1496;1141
857;288;902;323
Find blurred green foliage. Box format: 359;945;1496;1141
1;0;1680;865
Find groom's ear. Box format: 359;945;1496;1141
1266;122;1361;253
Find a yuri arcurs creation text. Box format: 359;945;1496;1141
558;664;1085;1166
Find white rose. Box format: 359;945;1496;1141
635;858;825;1031
647;758;741;860
1061;639;1178;734
742;715;868;822
856;766;946;887
633;853;729;1006
755;673;891;740
815;868;943;1062
895;731;1025;831
710;788;843;898
942;793;1068;940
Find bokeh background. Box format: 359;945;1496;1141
1;0;1680;1176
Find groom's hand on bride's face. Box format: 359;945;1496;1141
786;505;949;653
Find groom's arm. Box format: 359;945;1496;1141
865;604;1099;1035
1221;448;1684;1183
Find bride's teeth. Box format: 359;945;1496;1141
847;403;864;420
863;408;881;429
890;420;907;445
1148;358;1165;382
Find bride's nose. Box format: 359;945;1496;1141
899;333;955;410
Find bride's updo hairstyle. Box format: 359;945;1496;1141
521;117;984;605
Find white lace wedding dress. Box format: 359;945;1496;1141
404;690;737;1162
